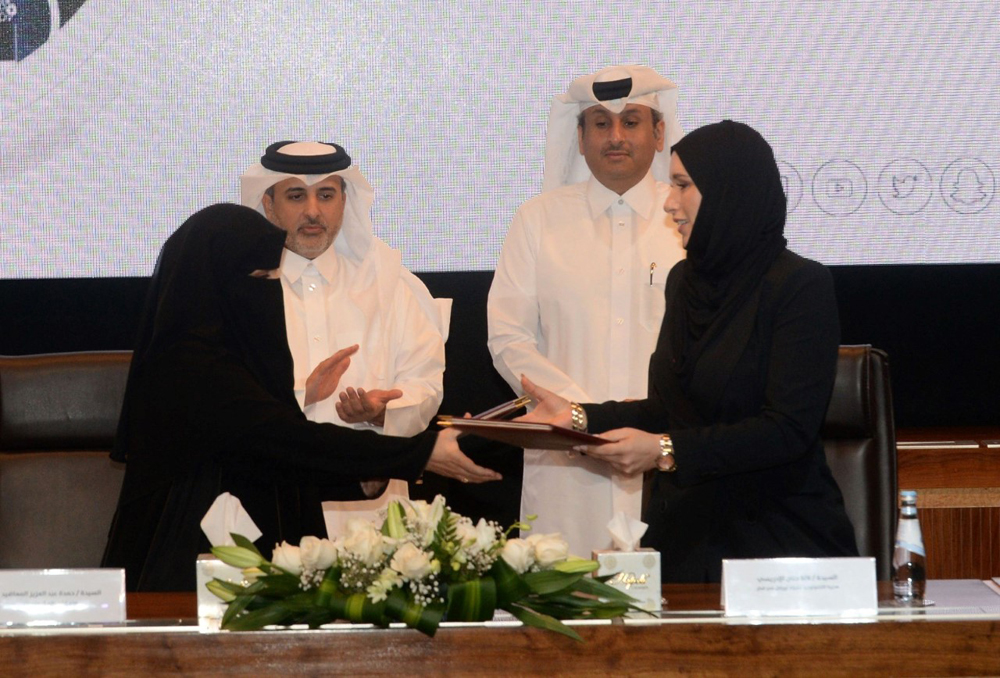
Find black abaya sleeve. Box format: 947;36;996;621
118;340;435;504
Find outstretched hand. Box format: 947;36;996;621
517;375;573;429
304;345;359;407
336;387;404;427
425;428;503;484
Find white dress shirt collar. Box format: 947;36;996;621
586;171;659;220
280;244;339;285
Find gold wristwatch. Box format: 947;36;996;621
656;434;677;472
569;402;588;432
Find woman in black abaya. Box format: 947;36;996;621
523;121;858;582
103;203;498;591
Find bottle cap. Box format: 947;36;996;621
900;489;917;499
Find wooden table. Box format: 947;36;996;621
897;427;1000;578
3;585;1000;676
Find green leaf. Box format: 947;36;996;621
223;601;297;631
205;579;238;603
211;545;265;569
220;592;255;627
231;534;265;559
385;588;444;637
247;572;303;598
516;597;582;618
490;557;531;607
531;592;635;618
314;568;341;607
505;603;582;642
302;608;337;629
532;592;596;609
430;506;459;563
553;557;599;574
416;603;446;636
382;500;407;539
570;576;640;603
522;570;581;595
277;591;321;613
342;592;389;627
446;577;497;622
209;578;249;594
576;604;635;619
322;592;349;620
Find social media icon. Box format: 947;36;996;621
813;161;866;216
892;175;917;199
777;161;803;214
951;169;987;205
878;160;932;215
941;158;995;215
827;178;853;198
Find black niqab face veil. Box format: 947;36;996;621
666;121;788;409
137;203;287;361
112;203;289;465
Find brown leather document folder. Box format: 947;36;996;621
437;417;609;450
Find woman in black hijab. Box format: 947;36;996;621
524;121;858;582
103;203;498;591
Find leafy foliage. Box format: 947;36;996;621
210;496;645;640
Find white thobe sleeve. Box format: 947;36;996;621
487;209;591;404
380;284;446;437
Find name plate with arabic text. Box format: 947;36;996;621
0;569;125;625
721;557;877;617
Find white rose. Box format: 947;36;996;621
527;533;570;569
500;538;535;574
299;536;338;572
390;542;437;581
343;522;386;567
271;541;302;575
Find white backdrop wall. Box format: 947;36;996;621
2;1;998;278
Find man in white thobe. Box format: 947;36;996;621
241;141;449;536
487;66;686;557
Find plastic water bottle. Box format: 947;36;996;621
892;490;926;604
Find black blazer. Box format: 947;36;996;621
586;250;858;582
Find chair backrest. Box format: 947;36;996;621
822;345;898;580
0;351;131;568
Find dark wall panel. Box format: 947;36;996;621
2;264;998;431
829;264;1000;428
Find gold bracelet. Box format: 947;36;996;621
656;434;677;472
570;402;588;433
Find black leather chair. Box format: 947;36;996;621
822;345;898;580
0;351;130;568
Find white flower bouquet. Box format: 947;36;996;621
208;495;641;640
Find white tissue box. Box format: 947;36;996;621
195;554;246;632
593;548;662;613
